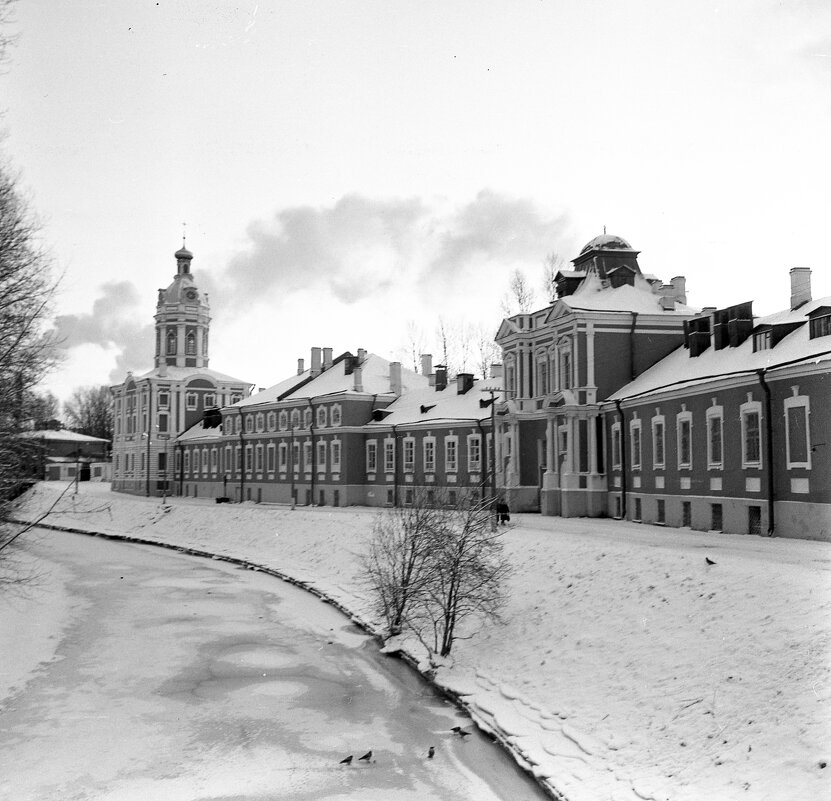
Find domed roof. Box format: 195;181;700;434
175;245;193;260
579;233;633;255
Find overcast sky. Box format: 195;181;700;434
3;0;830;402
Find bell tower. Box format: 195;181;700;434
154;241;211;369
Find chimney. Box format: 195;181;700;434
420;353;433;376
297;358;305;375
353;366;364;393
323;347;333;370
660;295;676;311
670;276;687;304
457;373;474;394
311;347;322;376
790;267;812;310
357;348;367;363
434;364;447;391
490;363;503;379
389;361;402;396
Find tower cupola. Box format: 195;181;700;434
154;242;211;370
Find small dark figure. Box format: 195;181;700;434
428;746;435;759
339;755;353;765
450;726;462;733
705;557;716;566
358;750;373;762
496;501;510;525
451;726;471;738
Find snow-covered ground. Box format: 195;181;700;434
5;482;831;801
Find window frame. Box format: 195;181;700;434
784;394;811;470
423;437;436;473
467;434;482;472
630;418;642;470
403;437;415;472
366;440;378;473
706;405;724;470
676;411;693;470
740;401;763;469
611;421;621;470
651;415;665;469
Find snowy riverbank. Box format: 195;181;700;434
6;482;831;801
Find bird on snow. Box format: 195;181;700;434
705;557;717;566
358;750;373;762
339;755;353;765
428;746;435;759
451;727;471;738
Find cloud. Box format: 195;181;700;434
217;190;569;309
50;281;154;382
220;194;429;308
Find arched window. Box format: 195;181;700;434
290;409;301;429
304;408;313;428
504;354;517;397
317;406;327;427
166;330;176;355
186;332;196;355
278;410;288;430
267;411;276;431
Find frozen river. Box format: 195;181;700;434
0;529;549;801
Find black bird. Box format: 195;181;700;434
358;750;373;762
451;727;471;738
428;746;435;759
339;755;353;765
705;557;716;566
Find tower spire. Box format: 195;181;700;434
182;221;187;248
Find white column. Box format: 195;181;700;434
545;416;555;475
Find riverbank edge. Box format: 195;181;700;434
9;518;569;801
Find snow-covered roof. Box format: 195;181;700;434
177;423;224;442
609;295;831;400
127;366;252;386
366;375;504;428
232;353;429;409
559;272;697;316
20;429;109;444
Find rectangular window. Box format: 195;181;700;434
633;497;642;521
711;503;723;532
293;442;300;471
468;435;482;471
445;438;458;472
366;440;377;473
742;407;762;467
753;330;771;351
404;487;414;505
317;441;327;471
157;413;168;433
785;398;810;469
611;423;621;469
652;419;665;468
186;392;197;410
331;440;341;471
278;443;287;470
384;440;395;472
809;313;831;339
630;421;641;470
158;452;166;472
235;445;241;471
403;438;415;472
657;498;666;524
707;411;723;469
210;448;218;472
267;444;275;472
204;393;216;407
303;442;312;470
424;439;435;472
677;414;692;469
682;501;691;527
201;448;208;473
245;445;253;472
748;506;762;535
255;444;264;472
158;392;169;408
183;451;190;473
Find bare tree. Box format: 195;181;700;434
501;268;536;316
541;251;565;303
63;385;113;440
435;316;452;371
361;492;446;636
406;498;510;658
362;493;511;661
401;320;426;373
473;322;500;380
